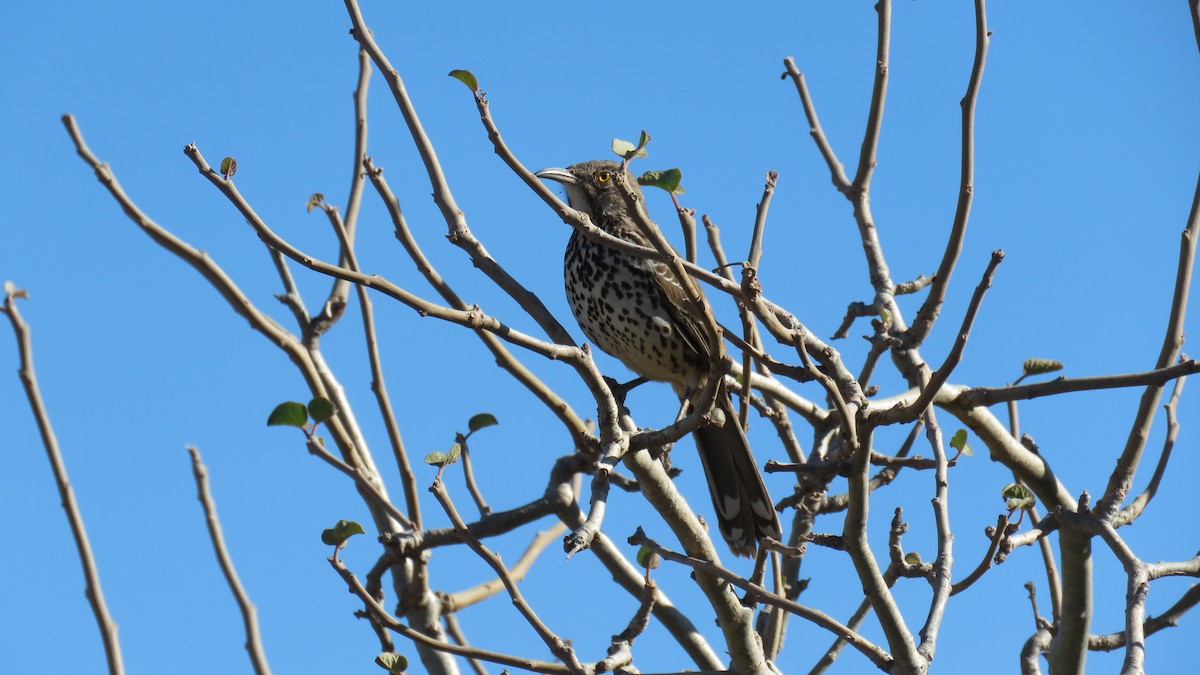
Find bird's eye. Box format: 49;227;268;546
596;171;612;183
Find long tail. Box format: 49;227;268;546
692;385;781;557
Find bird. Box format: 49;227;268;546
536;159;781;557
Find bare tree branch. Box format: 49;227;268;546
907;0;990;346
321;203;423;528
430;478;585;673
186;446;272;675
629;529;893;670
954;359;1200;408
1095;75;1200;521
1115;370;1187;526
362;158;593;452
445;522;567;611
2;286;126;675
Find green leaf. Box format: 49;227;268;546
1023;358;1064;376
321;519;365;546
904;551;922;565
308;397;336;424
267;401;308;428
949;429;973;456
306;193;324;214
636;546;661;570
448;69;478;92
220;156;237;179
468;413;499;433
611;138;638;158
424;443;461;467
612;133;650;160
637;168;685;194
1001;483;1036;511
375;653;408;673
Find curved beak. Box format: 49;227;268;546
534;167;577;185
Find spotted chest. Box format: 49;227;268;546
563;231;702;385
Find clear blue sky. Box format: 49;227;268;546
2;2;1198;673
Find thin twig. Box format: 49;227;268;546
747;170;778;270
907;0;990;346
949;515;1010;596
954;359;1200;408
321;204;423;528
446;522;568;611
313;47;372;335
2;286;125;675
430;479;585;673
852;0;892;193
671;194;698;264
331;557;574;674
305;437;413;529
457;439;491;517
1115;369;1187;526
628;529;893;669
186;446;272;675
781;58;851;193
363;158;593;452
442;613;489;675
872;249;1003;426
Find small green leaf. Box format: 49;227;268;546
636;546;661;570
468;413;499;433
448;69;478;92
1023;358;1064;376
637;168;685;195
308;397;336;424
424;443;461;467
611;138;639;158
220;156;237;179
321;519;365;546
949;429;973;456
267;401;308;428
1001;483;1036;511
612;132;650;160
375;652;408;673
307;193;325;213
904;551;922;565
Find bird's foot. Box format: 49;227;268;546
603;375;648;407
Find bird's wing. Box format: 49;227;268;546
623;225;717;364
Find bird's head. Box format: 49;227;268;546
535;160;643;221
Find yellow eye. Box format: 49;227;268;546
596;171;612;183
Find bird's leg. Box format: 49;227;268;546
679;383;725;427
603;375;648;410
673;394;692;424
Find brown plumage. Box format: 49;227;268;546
537;159;781;557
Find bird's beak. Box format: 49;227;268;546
534;167;577;185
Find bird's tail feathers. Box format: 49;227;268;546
693;387;781;557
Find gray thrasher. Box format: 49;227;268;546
537;159;781;557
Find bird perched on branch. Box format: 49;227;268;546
537;159;781;557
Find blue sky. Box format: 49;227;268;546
2;2;1198;673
